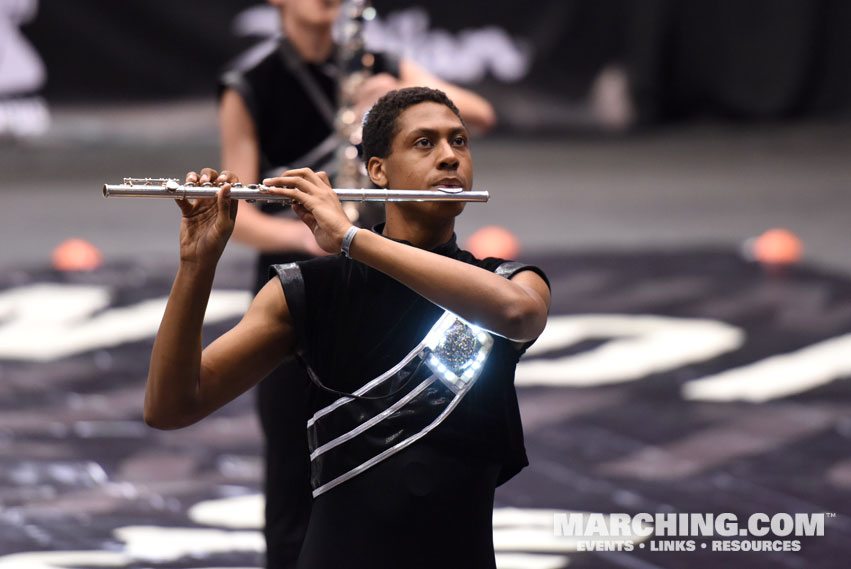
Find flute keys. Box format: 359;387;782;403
124;177;172;186
241;184;262;204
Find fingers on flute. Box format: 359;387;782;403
217;185;237;220
262;178;307;200
217;170;240;185
281;167;314;178
264;176;317;197
302;168;330;187
199;167;220;184
174;198;193;215
277;168;328;188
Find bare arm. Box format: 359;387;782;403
398;60;497;134
348;230;548;340
218;88;325;255
144;169;297;430
219;88;261;185
264;170;550;342
145;271;295;430
353;61;496;135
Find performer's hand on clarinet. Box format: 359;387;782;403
262;169;353;254
176;168;239;266
353;73;400;121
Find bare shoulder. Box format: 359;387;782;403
202;277;296;382
219;88;253;123
248;277;292;329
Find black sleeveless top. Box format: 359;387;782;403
273;227;549;489
219;35;400;179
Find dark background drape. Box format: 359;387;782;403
18;0;851;125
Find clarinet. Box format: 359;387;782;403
334;0;376;223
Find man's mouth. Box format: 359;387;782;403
433;178;464;189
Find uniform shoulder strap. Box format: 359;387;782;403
269;262;308;343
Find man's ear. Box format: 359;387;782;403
367;157;388;188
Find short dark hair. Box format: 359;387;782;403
361;87;463;164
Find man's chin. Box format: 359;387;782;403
396;200;466;218
429;201;466;218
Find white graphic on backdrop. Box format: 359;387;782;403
0;284;250;361
0;499;584;569
0;0;43;94
2;283;849;401
682;332;851;402
231;3;278;38
0;0;49;136
516;314;745;387
231;5;532;84
364;8;532;83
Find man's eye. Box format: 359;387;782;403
454;136;468;146
415;138;433;148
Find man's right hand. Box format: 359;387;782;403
176;168;239;266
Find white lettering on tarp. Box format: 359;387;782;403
0;496;575;569
230;5;532;84
0;0;49;137
188;492;263;529
0;551;130;569
682;333;851;402
0;0;44;95
113;526;264;562
0;284;251;361
231;3;278;38
0;527;264;568
516;314;745;387
0;95;49;136
518;314;851;401
365;8;532;83
2;282;847;401
493;554;568;569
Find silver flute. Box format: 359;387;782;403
103;178;489;203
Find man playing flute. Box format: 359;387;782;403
144;87;550;568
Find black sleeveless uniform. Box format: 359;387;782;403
272;227;548;569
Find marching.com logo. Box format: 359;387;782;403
554;512;832;552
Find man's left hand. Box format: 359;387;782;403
262;169;352;254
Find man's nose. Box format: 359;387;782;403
436;139;459;169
